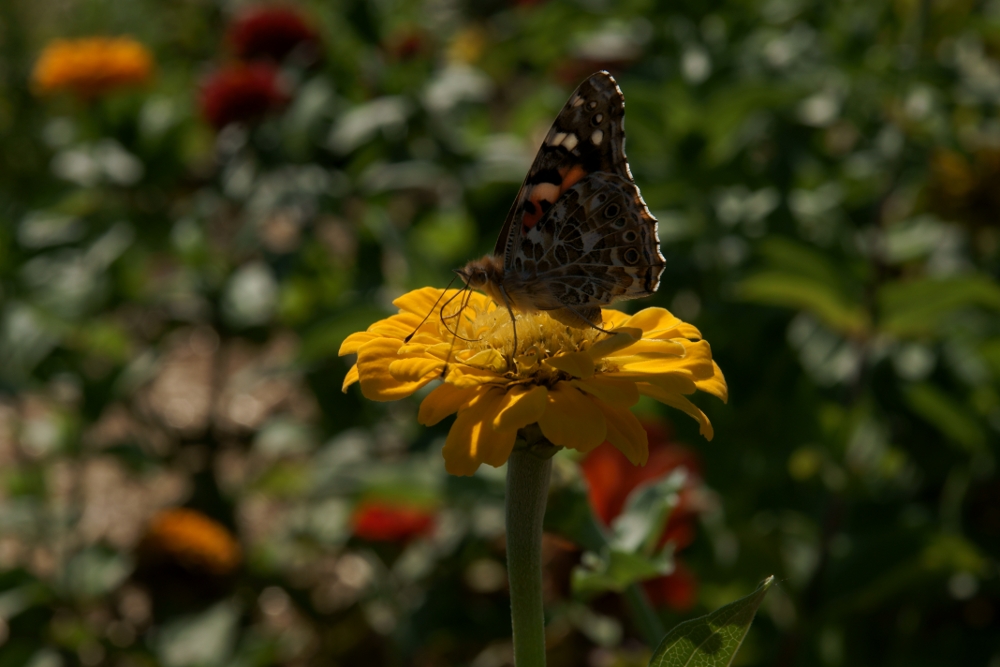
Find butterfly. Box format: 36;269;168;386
457;71;665;336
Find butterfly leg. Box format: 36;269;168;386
498;285;519;370
550;305;614;335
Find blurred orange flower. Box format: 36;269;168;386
351;500;435;543
32;37;153;98
199;63;288;129
580;423;706;610
926;147;1000;230
228;5;320;62
142;508;242;576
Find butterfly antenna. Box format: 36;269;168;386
403;274;459;343
439;287;478;342
440;286;476;378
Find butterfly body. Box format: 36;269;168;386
458;71;664;331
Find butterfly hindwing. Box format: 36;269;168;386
506;172;664;311
494;71;632;264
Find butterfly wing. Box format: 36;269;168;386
506;172;665;312
493;71;635;264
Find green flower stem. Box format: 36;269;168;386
505;446;553;667
624;582;665;646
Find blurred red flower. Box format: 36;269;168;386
199;63;288;129
228;5;320;62
580;422;705;610
643;560;698;611
384;27;428;61
352;500;435;543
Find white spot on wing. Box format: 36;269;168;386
550;132;567;146
562;133;579;151
591;130;603;145
582;231;601;252
594;113;604;123
572;95;584;107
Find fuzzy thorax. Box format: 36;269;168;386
458;255;510;311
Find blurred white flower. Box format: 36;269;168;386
223;261;278;327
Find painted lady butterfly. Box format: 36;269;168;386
458;71;665;333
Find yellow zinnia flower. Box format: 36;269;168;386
32;37;154;98
340;288;727;476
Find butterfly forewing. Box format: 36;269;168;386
491;71;664;322
494;71;634;262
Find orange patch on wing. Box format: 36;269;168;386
522;183;561;230
559;164;587;193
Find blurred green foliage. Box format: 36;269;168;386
0;0;999;665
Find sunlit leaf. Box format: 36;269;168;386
648;576;773;667
572;548;674;596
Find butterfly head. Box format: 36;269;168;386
456;255;504;292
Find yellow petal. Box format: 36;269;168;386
388;357;445;382
418;382;489;426
340;331;379;356
442;388;517;475
667;321;703;340
624;308;701;338
595;401;649;465
342;363;360;392
357;339;436;401
638;382;714;440
570;376;639;408
545;351;595;378
601;309;631;327
612;340;715;379
623;308;703;340
622;308;680;334
464;348;507;372
399;335;441;353
607;338;687;359
446;365;505;388
605;371;697;396
587;328;642;360
695;361;728;403
538;382;606;451
493;385;548;431
392;287;453;316
369;312;425;338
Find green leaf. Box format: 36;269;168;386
903;383;986;452
610;470;685;557
648;576;774;667
737;272;868;335
878;276;1000;338
572;548;674;596
561;467;689;597
736;238;867;335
